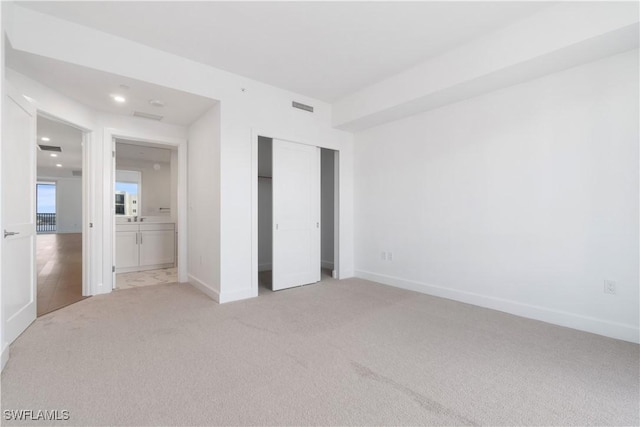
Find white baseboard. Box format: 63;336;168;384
219;287;257;304
258;263;272;272
188;274;219;303
355;270;640;344
321;260;334;270
1;343;9;371
189;274;256;304
339;269;354;280
93;282;110;295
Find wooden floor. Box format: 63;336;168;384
37;233;87;316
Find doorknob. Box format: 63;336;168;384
4;229;20;238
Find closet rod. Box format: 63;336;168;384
258;175;272;179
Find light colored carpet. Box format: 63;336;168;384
1;276;638;426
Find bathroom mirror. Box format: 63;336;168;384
115;170;141;216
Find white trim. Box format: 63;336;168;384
219;288;256;304
104;128;114;294
332;150;340;278
188;274;219;303
32;111;94;298
104;128;188;293
1;343;9;371
82;131;91;297
355;270;640;344
251;130;259;299
251;129;343;298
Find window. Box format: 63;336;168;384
36;182;56;232
115;170;141;216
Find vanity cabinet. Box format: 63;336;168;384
116;223;175;273
116;228;139;269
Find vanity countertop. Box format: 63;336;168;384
116;216;174;224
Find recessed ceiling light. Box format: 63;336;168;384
55;164;62;167
112;94;126;103
50;153;58;157
41;137;50;142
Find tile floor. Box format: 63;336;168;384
116;267;178;290
37;233;87;316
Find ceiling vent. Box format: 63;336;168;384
72;170;82;177
133;111;163;121
38;145;62;152
292;101;314;113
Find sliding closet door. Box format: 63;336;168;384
272;139;320;291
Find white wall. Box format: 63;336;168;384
6;67;101;295
6;5;356;304
55;177;82;233
354;50;639;343
187;104;221;299
6;68;189;295
333;2;639;131
257;137;272;272
95;114;187;292
170;150;178;222
321;149;335;269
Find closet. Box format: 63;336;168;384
257;136;336;292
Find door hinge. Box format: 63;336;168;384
89;222;93;228
112;266;115;273
112;150;116;158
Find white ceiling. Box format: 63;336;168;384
18;1;553;102
6;47;218;126
116;140;173;164
37;115;83;178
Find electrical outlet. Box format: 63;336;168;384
387;252;393;261
604;280;616;295
380;251;386;261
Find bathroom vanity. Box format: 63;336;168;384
115;220;175;273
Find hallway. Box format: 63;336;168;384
37;233;87;316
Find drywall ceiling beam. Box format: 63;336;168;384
332;2;639;132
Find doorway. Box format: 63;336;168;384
256;136;338;294
113;139;179;290
35;115;88;316
320;147;337;280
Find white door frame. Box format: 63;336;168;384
104;128;187;292
36;111;93;298
250;130;341;297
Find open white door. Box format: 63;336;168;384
2;83;37;343
272;139;320;291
